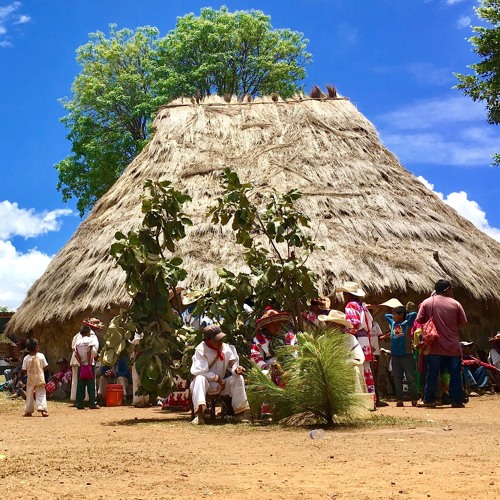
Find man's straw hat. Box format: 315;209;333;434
181;290;205;306
255;308;292;334
317;310;353;329
334;281;365;297
379;298;404;308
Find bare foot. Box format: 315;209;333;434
23;413;32;417
41;410;49;417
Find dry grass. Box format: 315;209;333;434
7;95;500;360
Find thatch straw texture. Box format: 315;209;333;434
7;95;500;356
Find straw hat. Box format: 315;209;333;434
334;281;365;297
181;289;205;306
379;298;404;308
255;308;292;334
317;310;353;329
83;317;104;331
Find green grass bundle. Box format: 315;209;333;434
247;328;361;425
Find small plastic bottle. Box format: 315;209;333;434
309;429;326;440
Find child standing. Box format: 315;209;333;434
74;325;99;409
385;306;419;407
21;338;49;417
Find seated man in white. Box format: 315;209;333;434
190;325;250;425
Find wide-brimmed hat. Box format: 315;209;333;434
203;324;226;342
379;298;404;308
255;308;292;334
181;289;205;306
317;310;353;329
334;281;365;297
460;341;474;347
489;332;500;342
56;357;68;364
83;317;104;331
308;297;331;309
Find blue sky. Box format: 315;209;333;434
1;0;499;309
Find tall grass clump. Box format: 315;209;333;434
247;327;361;425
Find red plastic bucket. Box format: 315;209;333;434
105;384;123;407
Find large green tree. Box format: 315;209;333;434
55;26;170;216
56;8;311;216
456;0;500;165
162;6;311;98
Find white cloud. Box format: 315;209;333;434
417;176;500;241
378;96;486;130
0;1;30;47
456;15;471;29
14;14;30;24
382;128;498;166
446;0;466;5
0;2;21;19
0;201;73;309
378;95;500;166
406;62;454;86
0;200;73;240
0;240;52;310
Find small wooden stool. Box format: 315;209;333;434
190;393;234;421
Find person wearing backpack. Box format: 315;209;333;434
416;279;467;408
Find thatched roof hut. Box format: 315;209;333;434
7;95;500;360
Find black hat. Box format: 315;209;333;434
435;279;451;294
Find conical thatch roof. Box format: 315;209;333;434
7;95;500;352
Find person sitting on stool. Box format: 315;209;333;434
190;325;249;425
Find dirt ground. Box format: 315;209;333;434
0;393;499;500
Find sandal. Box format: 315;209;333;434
23;413;32;417
41;411;49;417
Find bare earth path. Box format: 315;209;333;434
0;394;499;500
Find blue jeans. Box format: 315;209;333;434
463;366;489;389
424;355;464;405
392;353;418;401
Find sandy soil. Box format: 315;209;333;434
0;393;499;500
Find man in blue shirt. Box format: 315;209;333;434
385;306;418;407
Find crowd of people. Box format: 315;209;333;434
2;277;499;421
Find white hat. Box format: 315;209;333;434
379;298;404;308
334;281;365;297
317;310;353;329
460;341;474;346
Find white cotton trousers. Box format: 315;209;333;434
70;365;78;400
25;385;47;414
190;374;249;414
132;365;149;405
